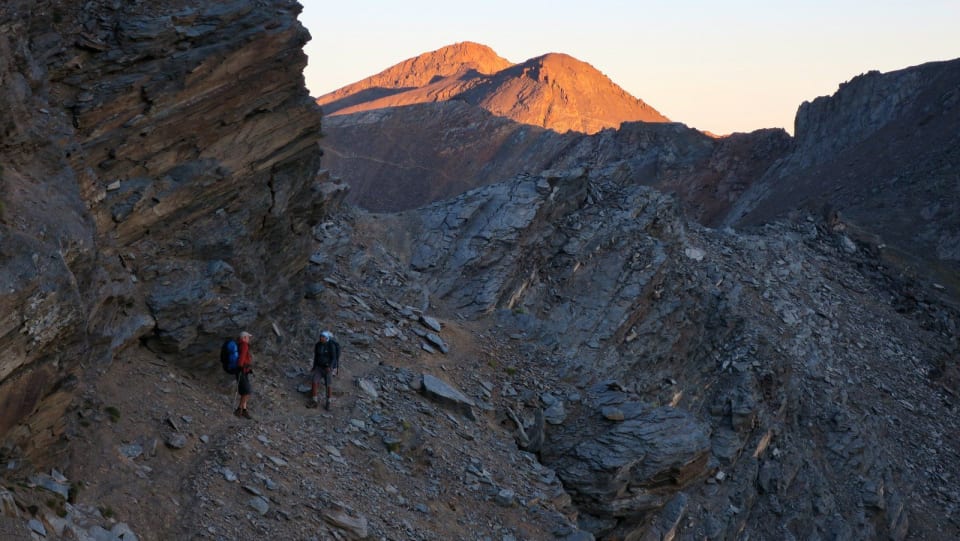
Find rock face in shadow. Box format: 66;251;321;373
317;41;669;135
320;102;580;212
545;391;711;520
0;0;333;454
726;59;960;296
322;103;791;216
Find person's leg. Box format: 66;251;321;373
308;368;321;407
324;369;332;409
235;377;243;415
237;373;252;417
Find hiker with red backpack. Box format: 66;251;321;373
233;331;254;419
308;330;340;410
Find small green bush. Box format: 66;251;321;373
104;406;121;423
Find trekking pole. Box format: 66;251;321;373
233;373;240;413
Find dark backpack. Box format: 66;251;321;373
315;338;340;369
220;339;240;374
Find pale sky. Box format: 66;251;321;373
299;1;959;135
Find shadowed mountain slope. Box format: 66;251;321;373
317;42;669;134
320;102;578;211
321;100;790;217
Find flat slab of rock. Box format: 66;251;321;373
28;473;71;500
544;401;567;425
249;496;269;515
420;315;442;332
357;378;379;399
420;374;476;421
424;332;449;353
165;433;188;449
601;406;625;421
323;509;369;539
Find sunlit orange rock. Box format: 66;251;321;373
317;42;669;134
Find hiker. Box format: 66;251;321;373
234;331;254;419
308;330;340;410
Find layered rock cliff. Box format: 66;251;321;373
0;0;332;456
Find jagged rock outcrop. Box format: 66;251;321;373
0;0;331;454
317;42;669;134
727;58;960;296
373;167;960;539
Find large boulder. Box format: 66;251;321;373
552;405;709;514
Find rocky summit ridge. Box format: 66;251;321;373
316;41;670;134
0;2;959;541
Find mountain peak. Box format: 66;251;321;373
316;42;512;113
427;41;512;69
317;43;669;133
532;51;580;67
392;41;514;82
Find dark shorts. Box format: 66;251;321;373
311;366;331;387
237;371;252;396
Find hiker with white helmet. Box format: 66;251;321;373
308;330;340;410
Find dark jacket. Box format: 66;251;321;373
313;339;340;370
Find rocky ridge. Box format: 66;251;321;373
323;54;960;302
726;59;960;297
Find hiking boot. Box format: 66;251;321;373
234;407;242;417
241;409;252;419
324;398;331;411
306;399;317;409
